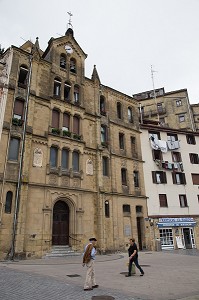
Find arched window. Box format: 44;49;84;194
53;78;61;97
70;58;76;73
73;115;80;135
63;112;70;131
64;82;71;101
117;102;122;119
52;109;60;129
102;156;109;176
105;200;110;218
50;146;58;168
8;138;20;161
128;107;133;123
100;96;106;115
62;148;69;169
5;191;13;214
72;151;79;171
101;125;107;143
74;85;80;104
13;98;24;120
60;54;66;69
18;65;28;88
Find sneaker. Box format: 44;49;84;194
84;288;93;291
125;274;131;277
92;285;99;288
140;273;144;276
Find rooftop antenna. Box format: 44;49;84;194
151;65;159;122
67;11;73;29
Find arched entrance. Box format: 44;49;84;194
52;200;69;245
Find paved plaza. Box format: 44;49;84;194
1;250;199;300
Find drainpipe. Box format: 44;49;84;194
10;53;33;260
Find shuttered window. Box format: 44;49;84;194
159;194;168;207
152;171;167;184
73;116;80;134
172;172;186;184
191;174;199;185
63;113;70;130
52;110;59;128
13;99;24;119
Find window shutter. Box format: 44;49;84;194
52;110;59;128
14;99;24;117
63;113;70;128
152;171;156;183
182;173;186;184
73;116;79;134
191;174;199;185
172;172;176;184
163;172;167;183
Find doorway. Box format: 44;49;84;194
183;228;192;249
136;217;143;250
52;200;69;245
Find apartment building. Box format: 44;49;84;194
0;28;147;259
140;121;199;250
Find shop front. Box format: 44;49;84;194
157;218;197;250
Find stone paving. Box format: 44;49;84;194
1;249;199;300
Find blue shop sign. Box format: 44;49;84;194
157;217;196;228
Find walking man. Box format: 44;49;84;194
126;238;144;277
83;237;99;291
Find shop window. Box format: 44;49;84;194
159;194;168;207
64;82;71;101
53;78;61;97
13;98;24;120
50;146;58;168
8;138;20;161
123;204;130;213
159;228;174;248
128;107;133;123
152;171;167;184
119;133;124;149
102;156;109;176
172;152;182;162
72;151;79;172
18;65;28;88
191;174;199;185
100;96;106;115
121;168;127;186
61;148;69;169
5;191;13;214
117;102;122;119
186;134;196;145
60;54;66;69
172;172;186;185
189;153;199;164
70;58;76;73
134;171;139;187
105;200;110;218
179;194;188;207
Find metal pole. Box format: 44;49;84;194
10;54;33;260
151;65;159;122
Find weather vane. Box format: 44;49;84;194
67;11;73;29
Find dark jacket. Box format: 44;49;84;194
128;243;138;259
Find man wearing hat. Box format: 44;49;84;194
83;237;99;291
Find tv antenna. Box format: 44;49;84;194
67;11;73;29
151;65;159;122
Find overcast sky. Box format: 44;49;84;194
1;0;199;104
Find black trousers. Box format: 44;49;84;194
128;257;144;275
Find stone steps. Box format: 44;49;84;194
45;245;82;258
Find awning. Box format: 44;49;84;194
157;217;196;228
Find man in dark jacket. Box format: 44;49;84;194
126;238;144;277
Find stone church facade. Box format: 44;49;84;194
0;28;148;259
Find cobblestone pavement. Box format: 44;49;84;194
1;249;199;300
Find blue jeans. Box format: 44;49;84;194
128;257;144;275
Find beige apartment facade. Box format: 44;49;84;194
133;88;196;131
0;28;148;259
140;122;199;251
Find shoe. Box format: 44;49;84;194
92;285;99;288
125;274;131;277
140;273;144;276
84;288;93;291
